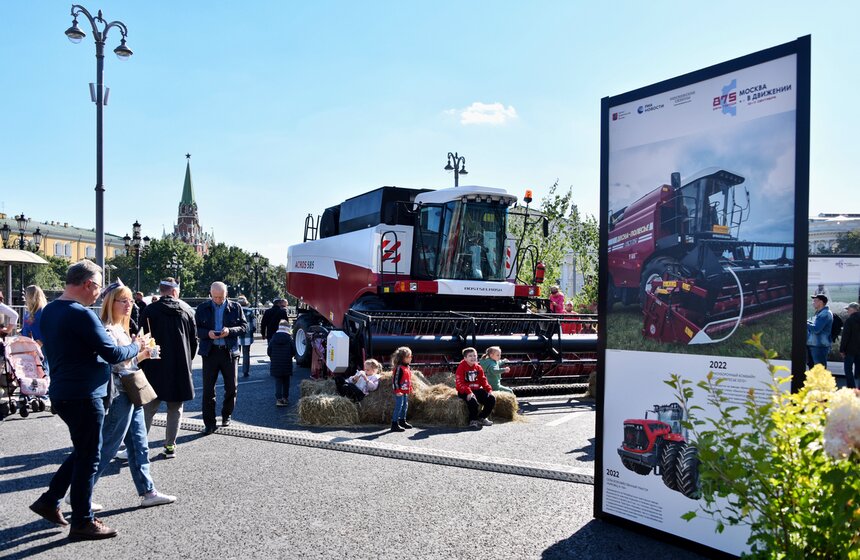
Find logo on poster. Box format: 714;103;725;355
637;103;664;115
713;78;737;116
611;110;631;121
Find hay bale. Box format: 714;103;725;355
425;371;456;388
587;371;597;398
298;394;359;426
491;392;518;422
357;373;396;425
412;384;468;426
300;378;337;398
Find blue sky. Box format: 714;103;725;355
0;1;857;265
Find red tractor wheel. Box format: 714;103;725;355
659;440;681;490
672;442;701;499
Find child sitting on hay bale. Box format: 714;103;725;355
335;359;382;403
390;347;414;432
456;347;496;429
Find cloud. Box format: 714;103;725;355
454;102;518;125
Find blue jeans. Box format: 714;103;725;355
97;391;155;496
807;346;829;369
393;394;408;421
40;397;105;525
275;376;290;400
845;354;859;389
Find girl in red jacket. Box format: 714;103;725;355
390;346;413;432
455;347;496;429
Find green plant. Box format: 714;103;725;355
666;334;860;559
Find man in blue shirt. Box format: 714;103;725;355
807;293;834;369
29;260;145;540
195;281;247;434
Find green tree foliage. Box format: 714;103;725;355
835;230;860;254
508;181;599;310
107;238;203;296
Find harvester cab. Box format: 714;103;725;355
608;168;793;346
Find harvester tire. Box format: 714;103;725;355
640;257;680;305
621;457;652;476
292;314;316;368
659;440;681;490
673;443;702;499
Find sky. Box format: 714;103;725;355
0;1;857;266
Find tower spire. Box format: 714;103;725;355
180;153;195;205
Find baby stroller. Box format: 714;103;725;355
1;335;49;419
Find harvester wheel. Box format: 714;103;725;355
292;315;316;368
672;442;702;499
659;441;681;490
640;257;680;304
621;457;652;475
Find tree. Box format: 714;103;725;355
107;238;203;296
835;230;860;254
199;243;251;297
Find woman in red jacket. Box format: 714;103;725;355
455;347;496;429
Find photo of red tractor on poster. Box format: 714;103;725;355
617;403;700;500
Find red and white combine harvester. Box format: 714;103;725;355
608;168;794;345
286;185;596;390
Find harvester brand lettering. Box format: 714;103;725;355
607;223;653;245
663;281;677;288
294;260;315;269
464;286;504;293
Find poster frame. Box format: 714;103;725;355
595;35;811;558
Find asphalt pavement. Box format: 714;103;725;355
0;338;708;560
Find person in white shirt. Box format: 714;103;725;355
0;291;19;337
336;359;382;403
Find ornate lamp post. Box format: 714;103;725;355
123;220;149;292
245;252;262;308
444;151;468;187
169;253;184;286
2;214;43;303
65;5;133;275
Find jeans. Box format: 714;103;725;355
845;354;859;389
40;397;105;525
807;345;829;369
143;399;184;448
275;376;291;401
393;394;408;421
202;348;238;428
97;391;155;496
242;345;251;375
458;389;496;421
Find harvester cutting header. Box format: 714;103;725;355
286;184;596;386
608;168;794;345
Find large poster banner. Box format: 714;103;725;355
596;38;810;557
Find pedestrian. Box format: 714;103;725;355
840;302;860;389
336;358;382;403
237;295;256;377
0;291;19;338
21;285;47;347
195;281;247;434
267;319;294;406
260;298;288;342
479;346;513;393
456;346;496;429
548;285;565;313
139;277;198;458
93;280;176;507
28;260;145;540
561;301;581;334
807;293;834;369
390;346;413;432
134;291;147;312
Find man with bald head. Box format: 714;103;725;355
195;282;247;434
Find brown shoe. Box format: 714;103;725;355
68;518;117;541
29;499;68;526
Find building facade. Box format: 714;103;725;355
0;213;126;261
809;213;860;254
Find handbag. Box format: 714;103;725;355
120;370;157;406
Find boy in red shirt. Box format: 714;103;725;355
455;347;496;429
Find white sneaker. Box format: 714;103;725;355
478;418;494;426
140;490;176;508
115;448;128;461
64;493;104;512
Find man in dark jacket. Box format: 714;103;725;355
840;302;860;389
260;299;288;342
140;277;198;458
195;282;247;434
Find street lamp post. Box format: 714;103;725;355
245;252;262;308
169;254;184;286
1;214;43;304
444;151;468;187
65;5;133;275
123;220;149;292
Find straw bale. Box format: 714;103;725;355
356;372;396;424
425;371;456;388
491;391;519;422
587;371;597;398
300;378;337;398
297;394;358;426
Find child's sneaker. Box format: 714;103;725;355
276;398;289;407
398;420;413;429
114;448;128;461
478;417;493;426
163;445;176;459
390;421;405;432
469;420;482;429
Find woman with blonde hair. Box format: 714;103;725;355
21;285;48;346
91;280;176;508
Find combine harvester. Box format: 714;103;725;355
286;184;596;392
608;168;793;345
